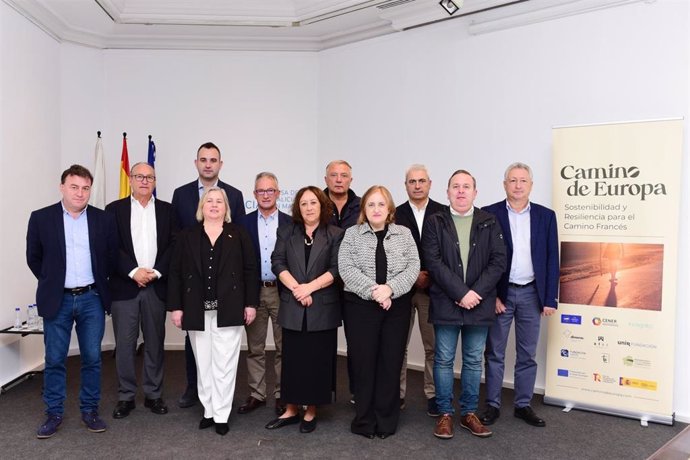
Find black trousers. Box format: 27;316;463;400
343;292;411;435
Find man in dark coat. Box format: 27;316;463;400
27;164;118;438
106;162;178;419
395;164;445;416
422;169;506;440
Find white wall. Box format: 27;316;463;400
59;47;320;348
317;0;690;419
0;2;62;386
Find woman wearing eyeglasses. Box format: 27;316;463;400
167;186;258;436
339;185;420;439
265;186;344;433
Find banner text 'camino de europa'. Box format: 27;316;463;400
545;119;683;424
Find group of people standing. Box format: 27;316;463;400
26;142;559;443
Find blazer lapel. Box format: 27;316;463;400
499;201;513;254
54;203;67;267
86;206;98;271
306;229;327;276
217;223;235;274
289;228;307;280
189;225;203;276
122;199;136;261
529;204;539;256
402;203;421;244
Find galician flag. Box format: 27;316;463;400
91;132;106;208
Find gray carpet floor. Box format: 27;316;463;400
0;350;684;460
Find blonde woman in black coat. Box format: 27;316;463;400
168;187;259;436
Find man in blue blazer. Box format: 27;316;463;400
171;141;246;408
106;162;178;419
26;165;118;438
237;172;291;416
479;162;559;428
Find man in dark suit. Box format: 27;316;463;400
237;172;291;416
479;162;559;428
395;164;445;416
171;141;246;408
26;164;118;439
106;162;178;419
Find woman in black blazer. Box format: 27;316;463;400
265;186;344;433
168;187;259;436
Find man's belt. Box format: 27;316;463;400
261;281;277;288
508;281;535;289
64;283;96;295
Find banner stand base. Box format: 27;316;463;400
544;396;674;426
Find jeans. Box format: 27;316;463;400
433;324;488;416
485;284;542;408
43;290;105;415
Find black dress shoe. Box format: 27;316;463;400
238;396;265;415
215;423;229;435
353;431;375;439
275;398;287;416
300;417;317;433
265;415;300;430
199;417;214;430
112;400;135;419
144;398;169;415
479;405;500;426
376;432;393;439
178;387;198;409
514;406;546;427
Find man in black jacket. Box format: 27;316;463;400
395;164;445;416
422;170;506;440
324;160;360;230
106;162;178;419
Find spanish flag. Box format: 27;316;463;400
119;132;130;199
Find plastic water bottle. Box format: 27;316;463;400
14;307;22;329
27;304;37;329
36;305;43;331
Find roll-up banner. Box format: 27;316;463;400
545;118;683;425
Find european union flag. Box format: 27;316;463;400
148;135;156;197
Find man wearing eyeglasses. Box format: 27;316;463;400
237;172;291;415
106;162;178;419
171;142;246;408
395;164;445;416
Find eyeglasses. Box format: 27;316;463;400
255;189;277;196
407;179;428;186
132;174;156;182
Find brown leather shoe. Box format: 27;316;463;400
238;396;265;414
459;413;492;437
433;414;454;439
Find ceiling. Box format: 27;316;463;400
4;0;641;51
